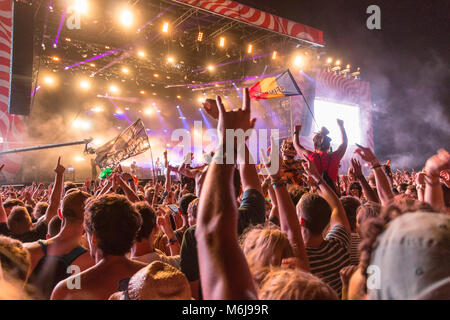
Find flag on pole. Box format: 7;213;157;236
249;70;302;100
95;119;150;169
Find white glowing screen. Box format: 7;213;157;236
313;99;361;145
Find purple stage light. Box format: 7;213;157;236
53;10;67;48
137;4;174;32
65;49;120;69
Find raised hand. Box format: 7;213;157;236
301;154;321;181
54;157;65;175
350;158;364;180
203;99;219;120
424;149;450;178
337;119;344;128
354;144;379;167
216;88;256;142
415;171;426;185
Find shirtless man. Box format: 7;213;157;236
51;194;146;300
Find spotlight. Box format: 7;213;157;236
327;57;333;64
272;51;277;60
144;108;153;115
137;50;146;58
176;105;180;109
73;0;88;14
52;56;60;61
91;106;103;112
119;9;133;27
74;156;85;162
198;97;206;103
73;120;91;130
125;107;130;110
176;95;181;99
43;76;55;85
247;44;253;54
79;80;90;90
207;65;215;71
335;60;341;66
139;90;145;94
197;31;203;42
93;139;103;146
122;67;129;74
346;64;351;69
294;55;304;67
219;37;225;48
167;56;175;64
115;109;124;114
153;73;159;78
109;85;119;93
162;22;169;33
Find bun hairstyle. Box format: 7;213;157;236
313;127;332;151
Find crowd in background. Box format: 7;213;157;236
0;88;449;300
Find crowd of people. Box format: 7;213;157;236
0;88;449;300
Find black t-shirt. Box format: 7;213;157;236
0;220;48;243
179;189;265;299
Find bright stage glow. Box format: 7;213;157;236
139;90;145;94
115;109;124;114
91;106;103;112
247;44;253;54
72;119;91;130
73;0;88;14
144;108;153;115
79;80;90;90
122;67;129;74
74;156;85;162
219;37;225;47
162;22;169;33
294;55;304;67
52;56;60;61
153;73;159;78
119;9;133;27
207;65;215;71
89;63;96;67
43;76;55;85
272;51;277;60
176;95;182;99
346;64;351;69
93;139;103;146
327;57;333;63
198;97;206;103
313;99;361;145
137;50;146;58
167;56;175;64
197;32;203;42
335;60;341;65
109;85;119;93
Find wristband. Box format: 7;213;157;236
272;181;286;189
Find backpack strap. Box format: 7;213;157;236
61;246;88;266
37;240;48;256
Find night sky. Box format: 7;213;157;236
239;0;450;168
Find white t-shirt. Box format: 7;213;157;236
132;249;180;269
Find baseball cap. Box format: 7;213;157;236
368;211;450;300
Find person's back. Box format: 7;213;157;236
51;194;145;300
25;191;95;299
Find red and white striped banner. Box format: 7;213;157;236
173;0;324;46
0;0;23;183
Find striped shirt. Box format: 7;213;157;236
350;233;361;266
306;225;350;298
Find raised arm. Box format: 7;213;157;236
196;88;257;300
117;173;140;203
267;139;310;272
423;149;449;211
239;143;262;194
354;145;394;206
302;154;351;233
40;157;65;224
293;124;312;157
334;119;348;159
351;158;380;203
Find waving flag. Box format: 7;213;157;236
249;70;302;100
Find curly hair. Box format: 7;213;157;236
84;194;142;256
0;235;31;282
358;198;436;293
258;267;338;300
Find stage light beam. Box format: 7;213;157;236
219;37;225;48
162;22;169;33
272;51;277;60
73;0;88;14
197;32;203;42
247;44;253;54
79;80;90;90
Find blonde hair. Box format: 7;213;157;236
241;224;294;271
259;268;338;300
